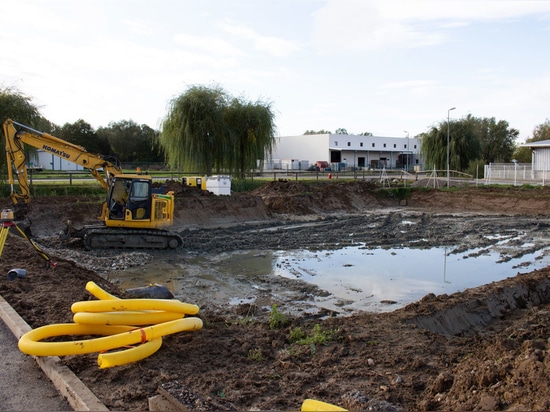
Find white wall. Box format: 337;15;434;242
272;134;330;163
267;133;421;170
37;150;84;171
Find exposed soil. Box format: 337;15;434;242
1;180;550;411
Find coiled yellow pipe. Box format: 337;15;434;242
18;318;203;357
71;298;199;315
18;282;202;368
73;310;184;326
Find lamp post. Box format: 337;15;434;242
447;107;456;187
403;131;409;187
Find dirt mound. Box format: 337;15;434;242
251;179;384;214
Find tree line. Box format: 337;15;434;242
2;85;550;178
0;85;276;177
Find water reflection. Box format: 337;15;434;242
111;244;550;315
273;244;550;312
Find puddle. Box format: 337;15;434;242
273;245;550;313
109;240;550;316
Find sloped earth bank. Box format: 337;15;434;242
1;181;550;411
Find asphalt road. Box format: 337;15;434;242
0;318;71;411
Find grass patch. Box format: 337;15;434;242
288;324;334;346
375;187;413;200
247;348;265;361
268;304;289;329
230;178;266;192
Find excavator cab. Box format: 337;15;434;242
104;175;174;229
108;177;150;220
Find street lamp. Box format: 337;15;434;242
447;107;456;187
403;131;409;187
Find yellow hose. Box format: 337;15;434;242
18;282;202;368
302;399;348;411
98;337;163;369
18;318;203;357
85;281;120;300
73;310;184;326
71;298;199;315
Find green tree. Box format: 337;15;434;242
0;87;43;177
513;119;550;163
420;116;480;171
451;115;481;171
304;129;332;135
160;85;276;176
161;85;227;174
97;120;163;163
420;114;519;172
0;86;41;126
225;97;276;178
335;128;349;135
58;119;110;156
475;117;518;163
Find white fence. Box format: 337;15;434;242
484;163;549;185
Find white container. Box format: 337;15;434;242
205;175;231;196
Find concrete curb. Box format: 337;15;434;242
0;294;109;411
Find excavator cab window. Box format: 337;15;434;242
127;179;151;219
109;179;130;219
109;178;151;220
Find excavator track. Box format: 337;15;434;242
83;227;183;250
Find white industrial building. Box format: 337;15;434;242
521;140;550;179
264;133;422;171
28;149;84;171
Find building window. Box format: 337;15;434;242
414;144;417;149
404;144;407;149
334;141;338;146
383;143;386;148
347;142;351;147
393;144;396;148
372;143;375;148
360;142;363;147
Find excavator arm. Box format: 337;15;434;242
3;119;122;214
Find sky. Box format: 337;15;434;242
2;0;550;143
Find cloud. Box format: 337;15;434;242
312;0;550;52
124;18;155;36
221;22;301;57
173;33;245;57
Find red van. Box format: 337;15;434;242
315;161;331;171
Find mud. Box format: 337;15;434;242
1;180;550;411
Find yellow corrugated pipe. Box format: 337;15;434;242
18;281;202;368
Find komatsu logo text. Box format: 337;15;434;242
42;145;70;158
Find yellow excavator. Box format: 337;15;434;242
3;119;183;250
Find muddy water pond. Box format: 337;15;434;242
108;236;550;316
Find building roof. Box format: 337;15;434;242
521;139;550;148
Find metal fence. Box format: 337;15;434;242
484;163;546;186
21;163;550;188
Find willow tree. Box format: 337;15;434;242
160;85;228;174
0;87;42;178
224;97;276;178
160;85;276;176
419;126;447;171
0;87;41;126
420;116;480;172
